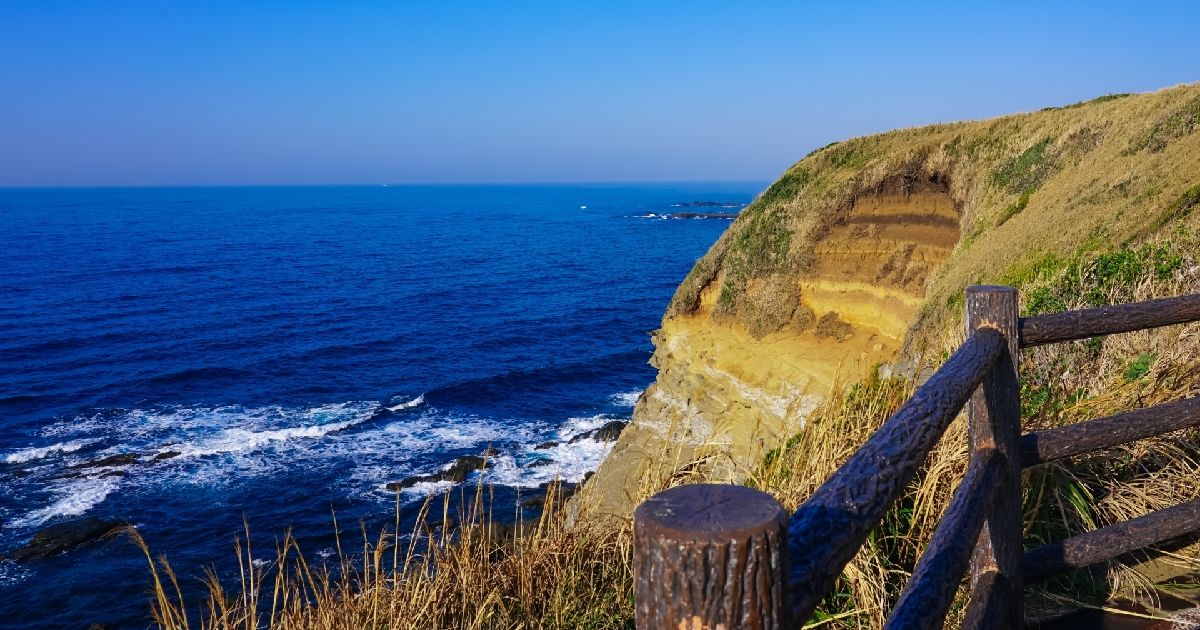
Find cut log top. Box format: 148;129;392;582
634;484;786;542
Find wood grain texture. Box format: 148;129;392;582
634;484;789;629
1023;498;1200;582
965;286;1023;630
785;327;1004;622
1020;396;1200;467
885;448;1001;630
1019;293;1200;348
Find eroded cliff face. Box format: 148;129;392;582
582;188;961;517
578;83;1200;519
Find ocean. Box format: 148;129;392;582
0;183;757;628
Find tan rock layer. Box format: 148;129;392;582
580;191;960;518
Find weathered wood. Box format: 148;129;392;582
633;484;789;629
1020;397;1200;467
1019;293;1200;348
886;448;1002;630
1023;498;1200;583
786;328;1005;621
965;286;1024;629
962;569;1018;630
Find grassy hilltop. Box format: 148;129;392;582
145;83;1200;628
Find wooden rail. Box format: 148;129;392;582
632;286;1200;629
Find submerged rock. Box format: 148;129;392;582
2;518;126;562
533;441;559;450
150;450;181;462
567;420;627;444
71;453;140;469
386;455;490;490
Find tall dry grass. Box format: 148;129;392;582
136;229;1200;628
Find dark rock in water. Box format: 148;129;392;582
534;441;559;450
521;494;547;509
671;201;745;208
150;450;181;462
98;470;127;479
521;480;583;509
386;455;490;490
567;420;627;444
2;518;126;562
480;447;500;458
71;453;140;470
488;518;540;542
669;212;739;220
419;514;457;531
526;458;556;468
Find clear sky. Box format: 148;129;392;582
2;1;1198;187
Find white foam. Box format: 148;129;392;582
558;414;619;441
386;395;424;412
11;477;119;528
399;480;456;498
610;389;643;408
175;412;372;458
3;439;98;464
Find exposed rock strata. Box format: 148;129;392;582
581;189;960;518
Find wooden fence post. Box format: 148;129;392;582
963;286;1023;628
633;484;789;629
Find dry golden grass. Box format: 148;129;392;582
138;229;1200;628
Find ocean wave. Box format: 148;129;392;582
399;479;457;498
384;413;624;496
9;477;120;528
3;439;99;464
386;395;424;412
610;389;642;407
174;415;372;458
558;413;622;439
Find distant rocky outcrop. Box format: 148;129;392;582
669;212;739;220
670;201;746;208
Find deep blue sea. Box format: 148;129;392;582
0;183;757;628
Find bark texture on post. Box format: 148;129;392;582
964;286;1023;629
634;484;788;630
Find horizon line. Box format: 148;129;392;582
0;178;772;191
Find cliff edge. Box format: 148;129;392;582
581;82;1200;518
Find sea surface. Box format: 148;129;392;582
0;183;757;628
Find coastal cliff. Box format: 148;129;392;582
582;82;1200;517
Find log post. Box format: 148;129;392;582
963;286;1023;629
633;484;789;629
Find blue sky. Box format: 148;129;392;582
2;1;1198;186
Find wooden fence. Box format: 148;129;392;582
632;286;1200;629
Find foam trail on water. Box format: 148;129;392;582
11;477;120;528
386;395;424;412
175;404;378;458
3;439;99;464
